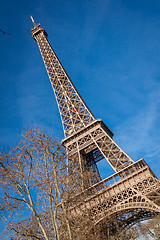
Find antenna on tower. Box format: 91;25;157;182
30;16;37;27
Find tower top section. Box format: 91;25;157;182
30;16;48;40
30;18;96;136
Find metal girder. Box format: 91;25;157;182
63;119;133;172
31;18;160;238
30;21;135;182
31;23;95;138
67;159;160;231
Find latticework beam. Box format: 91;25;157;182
31;18;160;238
31;23;95;137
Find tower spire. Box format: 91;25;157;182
30;15;37;27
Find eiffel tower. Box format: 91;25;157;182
30;17;160;238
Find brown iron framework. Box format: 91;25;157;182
30;17;160;237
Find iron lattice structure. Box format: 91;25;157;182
31;17;160;237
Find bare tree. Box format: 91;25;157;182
0;128;99;240
0;29;12;34
0;129;72;240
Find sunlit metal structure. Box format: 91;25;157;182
31;17;160;237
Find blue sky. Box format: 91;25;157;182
0;0;160;181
